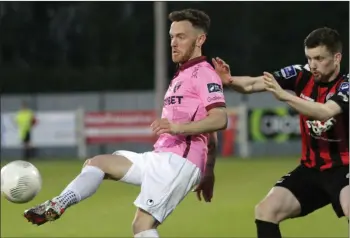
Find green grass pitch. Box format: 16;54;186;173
1;157;348;237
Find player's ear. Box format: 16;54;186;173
196;34;206;48
334;52;342;66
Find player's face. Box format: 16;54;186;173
169;21;205;64
305;46;341;82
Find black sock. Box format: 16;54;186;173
255;219;282;238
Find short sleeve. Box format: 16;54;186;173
194;67;226;111
272;64;305;91
329;80;349;112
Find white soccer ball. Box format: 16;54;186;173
1;160;42;203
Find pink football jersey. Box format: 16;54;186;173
153;56;226;172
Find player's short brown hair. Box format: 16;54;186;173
304;27;342;54
168;9;210;34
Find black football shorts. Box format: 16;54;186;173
274;164;348;217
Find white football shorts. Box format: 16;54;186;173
112;150;201;223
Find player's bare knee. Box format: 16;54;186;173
255;201;280;223
82;156;108;172
132;218;152;235
82;156;112;179
255;196;294;223
85;156;101;167
132;209;158;235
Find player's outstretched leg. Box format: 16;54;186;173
254;187;301;238
24;154;133;226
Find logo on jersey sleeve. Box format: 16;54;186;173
207;95;224;103
207;83;222;93
339;82;349;94
280;65;299;79
337;82;349;103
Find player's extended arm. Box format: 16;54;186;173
212;57;266;94
228;76;266;94
284;93;342;121
177;107;227;136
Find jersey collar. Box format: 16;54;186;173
173;56;207;78
178;56;207;71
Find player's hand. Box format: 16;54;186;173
193;169;215;202
263;72;289;101
212;57;232;85
150;118;179;135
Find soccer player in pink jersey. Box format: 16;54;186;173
24;9;227;238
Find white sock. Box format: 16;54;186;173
134;229;159;238
56;166;105;208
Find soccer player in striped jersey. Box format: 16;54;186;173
214;27;349;238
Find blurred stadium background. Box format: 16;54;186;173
1;1;349;237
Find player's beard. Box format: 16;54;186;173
314;69;335;82
179;41;196;64
313;61;339;82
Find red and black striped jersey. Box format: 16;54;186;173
272;64;349;171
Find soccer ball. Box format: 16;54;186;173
1;160;42;203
